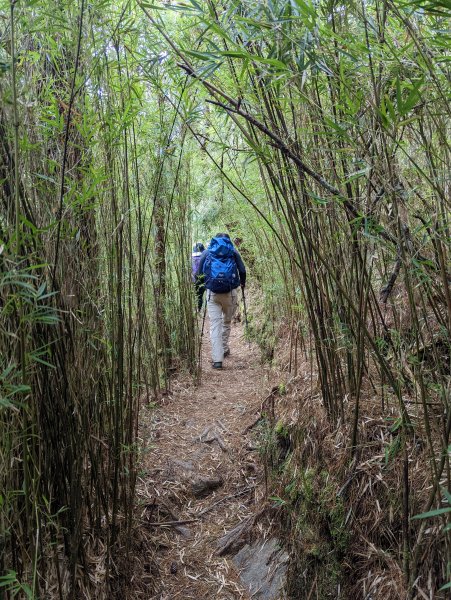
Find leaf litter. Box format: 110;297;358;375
137;323;273;599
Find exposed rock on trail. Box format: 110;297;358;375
138;325;288;599
191;476;224;498
233;539;289;600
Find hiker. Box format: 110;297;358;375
191;242;205;311
197;233;246;369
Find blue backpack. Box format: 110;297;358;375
203;237;238;293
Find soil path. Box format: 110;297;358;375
140;322;268;599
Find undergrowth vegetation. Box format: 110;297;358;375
0;0;449;598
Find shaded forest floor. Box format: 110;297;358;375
137;321;276;599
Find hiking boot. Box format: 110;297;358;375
212;362;222;369
223;348;230;358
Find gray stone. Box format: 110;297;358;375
172;458;195;472
190;476;223;498
232;537;288;600
173;525;192;539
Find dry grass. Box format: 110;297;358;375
264;331;449;600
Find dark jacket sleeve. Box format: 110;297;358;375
234;249;246;287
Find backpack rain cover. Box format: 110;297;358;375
203;237;238;293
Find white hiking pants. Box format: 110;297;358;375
207;289;238;363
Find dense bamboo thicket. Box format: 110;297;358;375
1;0;449;598
0;1;198;597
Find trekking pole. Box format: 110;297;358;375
242;287;250;348
197;298;207;381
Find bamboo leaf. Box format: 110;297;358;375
220;50;288;70
399;0;451;15
411;507;451;519
185;50;221;61
402;78;423;113
234;15;273;29
308;192;329;205
396;76;402;114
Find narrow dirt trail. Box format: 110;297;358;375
140;322;271;599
